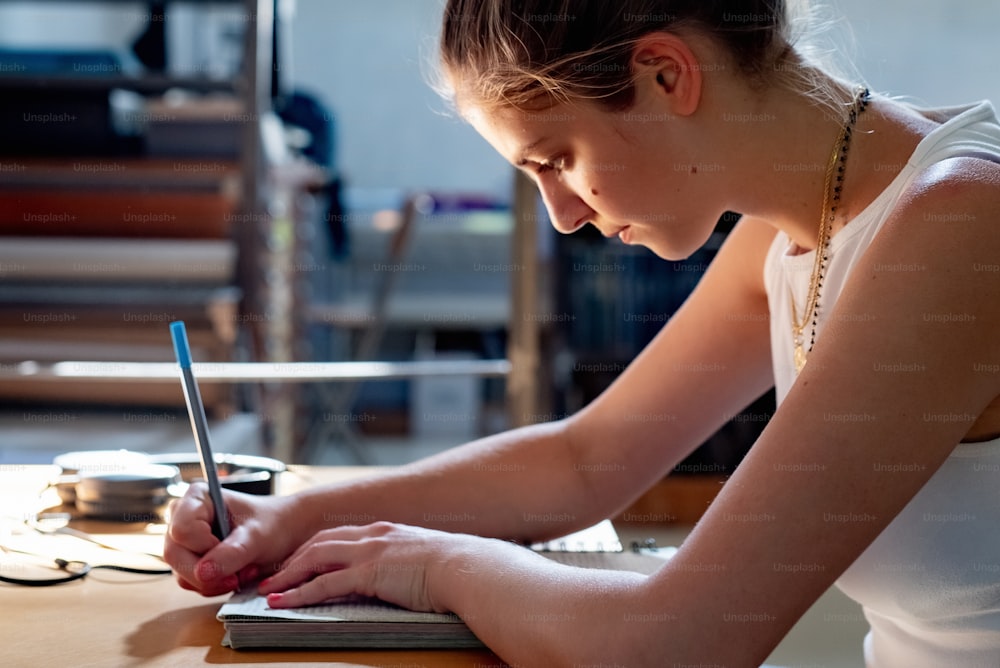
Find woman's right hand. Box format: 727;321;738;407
163;482;305;596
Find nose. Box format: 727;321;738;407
536;177;591;234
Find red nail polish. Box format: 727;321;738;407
196;560;219;581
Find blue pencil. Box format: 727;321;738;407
170;321;231;541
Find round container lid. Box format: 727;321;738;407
53;449;150;475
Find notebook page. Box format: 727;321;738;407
218;589;463;624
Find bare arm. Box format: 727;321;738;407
166;216;777;592
288;215;777;542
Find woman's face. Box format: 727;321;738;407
464;94;728;260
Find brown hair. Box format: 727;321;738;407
438;0;846;114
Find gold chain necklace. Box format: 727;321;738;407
790;86;870;373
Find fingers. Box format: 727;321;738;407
162;537;206;592
166;483;219;554
265;568;361;609
164;534;242;595
257;538;355;595
198;521;254;579
164;484;218;592
257;524;394;599
263;523;389;586
164;482;254;595
258;523;427;611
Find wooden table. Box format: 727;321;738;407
0;465;505;667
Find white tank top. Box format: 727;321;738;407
763;100;1000;667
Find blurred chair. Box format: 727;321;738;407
301;193;429;463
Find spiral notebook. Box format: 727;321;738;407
217;520;673;649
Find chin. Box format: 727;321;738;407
642;238;701;262
642;246;686;261
640;223;716;261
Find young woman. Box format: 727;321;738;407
164;1;1000;665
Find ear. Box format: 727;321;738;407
631;32;703;116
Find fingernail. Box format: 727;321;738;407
223;576;239;591
196;560;220;581
266;592;283;606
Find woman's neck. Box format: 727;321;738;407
712;80;931;250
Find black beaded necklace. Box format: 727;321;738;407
791;86;871;373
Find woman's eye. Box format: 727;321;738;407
538;156;566;175
518;156;567;177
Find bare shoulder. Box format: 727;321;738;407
898;154;1000;232
832;152;1000;351
874;154;1000;302
814;154;1000;440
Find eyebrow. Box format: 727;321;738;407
517;137;549;164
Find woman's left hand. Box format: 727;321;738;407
257;521;482;613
